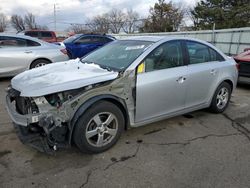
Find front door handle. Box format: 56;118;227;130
176;77;186;84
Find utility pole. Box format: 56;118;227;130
54;3;57;31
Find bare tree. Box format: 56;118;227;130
122;9;140;34
70;24;90;34
24;13;37;29
87;14;110;33
108;9;126;34
11;14;25;31
0;13;7;32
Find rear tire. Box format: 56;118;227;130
209;82;232;113
30;59;50;69
73;101;125;153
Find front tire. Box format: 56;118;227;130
73;101;125;153
30;59;50;69
209;82;232;113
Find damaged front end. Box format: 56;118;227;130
5;87;79;154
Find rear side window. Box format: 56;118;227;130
26;39;41;46
92;36;105;43
41;32;53;38
92;36;113;43
75;36;92;44
25;31;38;37
186;41;225;64
209;48;225;62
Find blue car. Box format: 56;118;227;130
62;34;115;59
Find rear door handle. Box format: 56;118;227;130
24;51;32;53
210;69;217;75
176;77;186;84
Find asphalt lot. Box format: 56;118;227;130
0;78;250;188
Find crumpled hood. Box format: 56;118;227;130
11;59;119;97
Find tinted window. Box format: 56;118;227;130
41;32;52;38
26;39;41;46
144;41;184;72
0;37;26;47
92;36;105;43
92;36;113;43
25;31;39;37
63;34;82;43
75;37;92;44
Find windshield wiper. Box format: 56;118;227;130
80;59;95;64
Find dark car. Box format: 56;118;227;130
62;34;115;59
24;30;57;43
234;48;250;84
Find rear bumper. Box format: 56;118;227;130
238;76;250;84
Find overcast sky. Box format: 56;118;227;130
0;0;198;31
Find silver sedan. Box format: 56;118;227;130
0;34;69;77
6;36;238;154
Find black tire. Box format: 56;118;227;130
30;59;50;69
73;101;125;153
209;82;232;113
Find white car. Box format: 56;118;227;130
0;34;69;77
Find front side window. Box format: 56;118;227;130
143;40;184;72
81;40;153;71
0;37;26;47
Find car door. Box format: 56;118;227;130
135;40;188;123
72;36;96;58
0;36;34;76
185;40;224;108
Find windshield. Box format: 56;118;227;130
63;34;81;43
81;40;153;71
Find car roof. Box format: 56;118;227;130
77;33;115;39
24;30;55;32
120;36;166;42
119;36;216;45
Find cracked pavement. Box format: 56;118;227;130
1;78;250;188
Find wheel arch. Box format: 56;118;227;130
29;58;52;69
69;95;129;144
209;78;234;106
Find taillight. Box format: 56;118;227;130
60;48;68;55
236;63;240;71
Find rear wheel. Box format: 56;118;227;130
73;101;125;153
209;82;232;113
30;59;50;69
